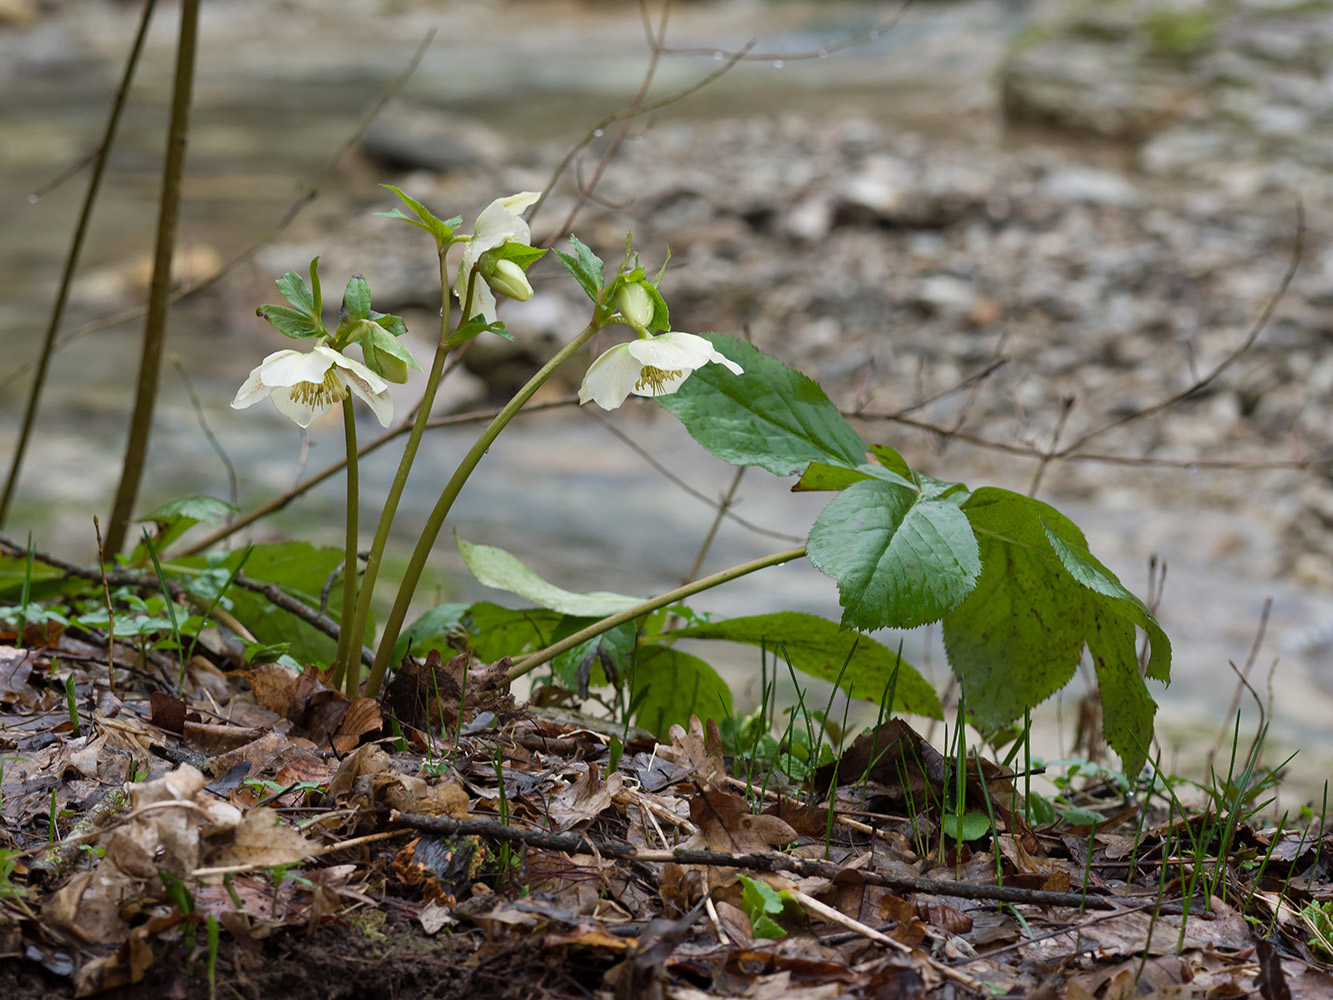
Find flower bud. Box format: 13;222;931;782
362;327;411;383
615;281;655;331
480;257;534;302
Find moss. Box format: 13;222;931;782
1144;6;1219;61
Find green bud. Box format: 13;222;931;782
481;257;534;302
362;325;415;383
616;281;655;330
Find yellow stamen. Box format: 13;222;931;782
289;368;349;409
634;365;685;394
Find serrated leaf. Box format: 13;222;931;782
274;270;315;314
662;611;941;718
806;479;982;630
256;304;323;340
941;488;1168;775
141;495;236;526
869;444;913;480
378;185;460;246
553;235;605;303
457;537;642;618
659;333;870;475
630;643;732;736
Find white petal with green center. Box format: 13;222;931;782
231;345;392;427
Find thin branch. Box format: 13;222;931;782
391;808;1201;915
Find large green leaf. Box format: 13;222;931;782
663;611;941;718
941;488;1170;774
457;536;642;618
553;621;638;694
631;643;733;736
659;333;870;475
467;602;566;662
806;479;981;631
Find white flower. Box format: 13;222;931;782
455;191;541;323
231;344;392;428
578;332;743;410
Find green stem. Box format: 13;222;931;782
0;0;158;528
506;546;808;682
363;319;605;697
334;397;359;693
103;0;200;556
340;249;455;671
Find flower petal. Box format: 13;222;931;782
257;347;335;388
578;343;643;409
319;344;389;395
624;331;713;370
471;191;540;257
268;386;325;428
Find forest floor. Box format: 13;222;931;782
2;619;1332;1000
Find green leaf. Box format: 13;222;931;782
659;333;870;475
941;811;992;842
378;185;460;246
132;495;237;558
630;644;733;736
457;536;642;618
552;622;637;694
256;304;322;340
792;461;916;493
553;235;605;303
452;314;512;344
341;275;372;324
274;270;315;314
392;602;470;662
492;243;547;269
662;611;941;718
941;488;1169;775
467;602;566;662
806;479;982;631
869;444;913;480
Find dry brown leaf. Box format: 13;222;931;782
547;765;622;832
688;785;798;854
208;806;318;868
657;715;726;784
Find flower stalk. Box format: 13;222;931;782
333;398;359;683
363;318;608;697
506;546;808;682
338;250;463;693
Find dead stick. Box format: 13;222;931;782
390;810;1202;915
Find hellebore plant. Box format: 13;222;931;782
225;186;1173;777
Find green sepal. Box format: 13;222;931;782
255;304;323;340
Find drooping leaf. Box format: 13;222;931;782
457;536;642;618
659;333;870;475
552;622;638;695
941;488;1170;774
132;495;237;559
792;461;916;493
806;479;981;631
630;643;733;736
662;611;941;718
